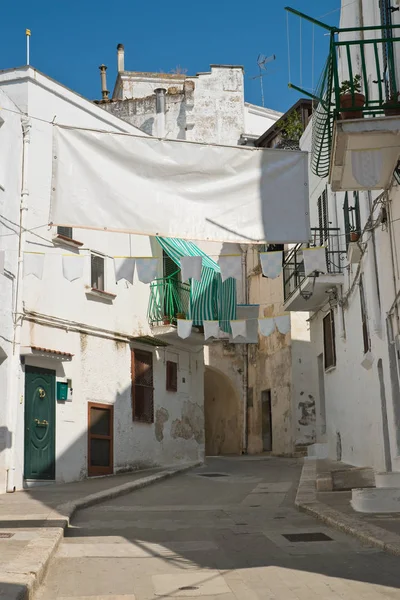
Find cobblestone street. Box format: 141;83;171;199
35;457;400;599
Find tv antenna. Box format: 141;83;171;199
250;53;276;107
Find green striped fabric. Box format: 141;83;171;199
156;237;236;333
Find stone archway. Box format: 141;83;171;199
204;366;242;456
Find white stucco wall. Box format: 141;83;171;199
0;68;205;492
0;89;23;493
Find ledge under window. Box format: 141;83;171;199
53;234;84;248
86;288;116;302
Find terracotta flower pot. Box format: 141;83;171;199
340;93;365;119
350;231;359;242
383;99;400;117
163;316;171;325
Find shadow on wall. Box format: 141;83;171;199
204;365;241;456
0;427;12;455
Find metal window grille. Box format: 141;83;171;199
91;254;105;291
57;226;73;239
131;349;154;423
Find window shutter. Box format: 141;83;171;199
323;311;336;370
166;361;178;392
131;349;154;423
343;192;350;250
91;254;105;291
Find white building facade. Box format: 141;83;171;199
284;0;400;480
0;67;206;493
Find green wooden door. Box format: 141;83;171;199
24;366;56;480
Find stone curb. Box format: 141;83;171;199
295;458;400;556
0;462;201;600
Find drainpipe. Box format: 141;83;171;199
240;245;249;454
6;116;31;492
155;88;166;138
366;190;382;336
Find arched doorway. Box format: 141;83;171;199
204;366;241;456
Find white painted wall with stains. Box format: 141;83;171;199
0;68;205;492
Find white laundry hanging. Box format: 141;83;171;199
303;247;327;276
177;319;193;339
275;315;290;335
180;256;202;283
230;320;247;340
258;318;275;337
259;251;283;279
114;257;136;284
24;253;45;280
62;255;85;282
136;258;158;284
218;255;242;282
203;320;220;340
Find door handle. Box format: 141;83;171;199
34;419;48;427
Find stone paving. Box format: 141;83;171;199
35;457;400;600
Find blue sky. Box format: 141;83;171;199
0;0;340;113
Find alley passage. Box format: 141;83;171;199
36;457;400;599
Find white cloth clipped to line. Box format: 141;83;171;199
230;319;247;339
218;255;242;282
258;315;291;337
24;253;45;280
114;257;136;284
275;315;290;335
204;320;220;340
180;256;202;283
303;247;327;277
177;319;193;339
259;251;283;279
135;258;158;284
258;318;275;337
62;255;85;282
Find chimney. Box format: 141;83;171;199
117;43;125;73
154;88;166;137
99;65;109;101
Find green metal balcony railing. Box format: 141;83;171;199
285;7;400;178
148;270;190;326
283;227;346;302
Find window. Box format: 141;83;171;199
323;311;336;370
131;349;154;423
166;361;178;392
57;226;73;240
91;253;105;291
359;275;370;354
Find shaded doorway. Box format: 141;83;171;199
261;390;272;452
204;366;241;456
88;402;114;476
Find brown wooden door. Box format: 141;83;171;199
88;402;113;476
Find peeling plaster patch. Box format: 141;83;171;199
171;400;204;444
298;397;316;427
155;407;169;442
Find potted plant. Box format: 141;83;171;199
176;312;186;320
339;75;365;119
163;316;171;325
350;230;360;242
383;92;400;116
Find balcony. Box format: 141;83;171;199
147;271;206;346
283;228;346;312
286;8;400;191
